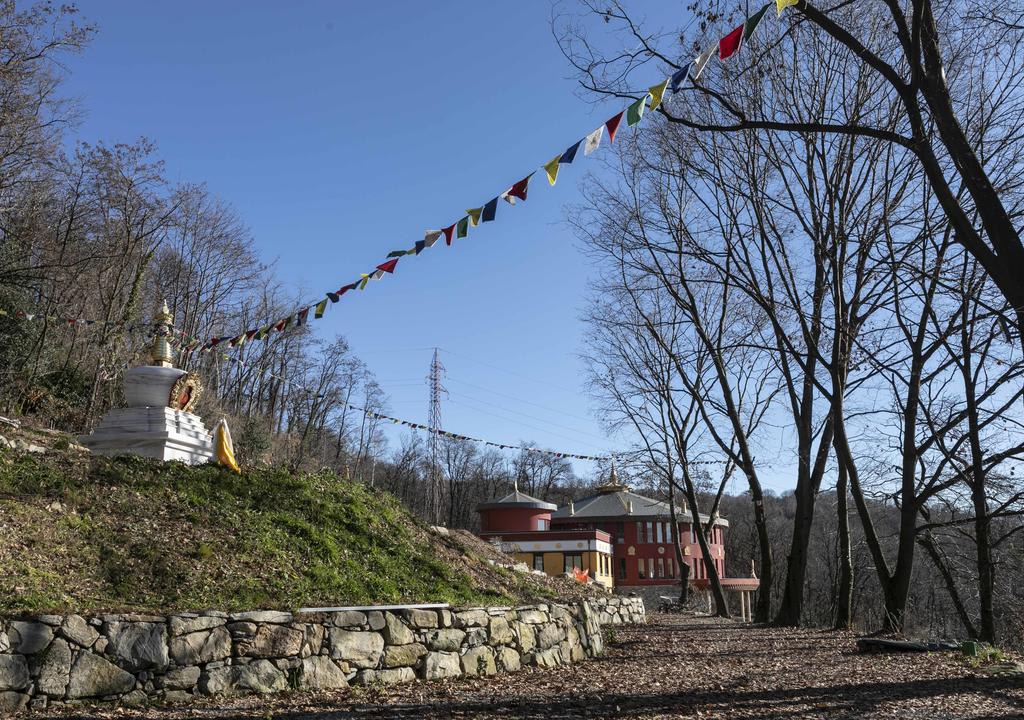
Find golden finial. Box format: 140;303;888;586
150;299;174;368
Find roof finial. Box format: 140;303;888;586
150;299;174;368
569;500;575;516
513;476;519;493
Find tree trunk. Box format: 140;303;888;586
834;462;853;630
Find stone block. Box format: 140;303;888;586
382;613;414;645
229;610;292;624
353;667;415;686
169;615;224;636
330;611;367;628
536;623;564;650
0;655;30;691
231;659;287;694
367;611;386;631
169;627;231;666
7;620;53;654
298;657;348;690
163;665;201;691
488;617;514;646
67;652;135;698
60;615;99;648
328;630;384;669
238;623;303;658
0;692;29;715
422;651;461;680
36;638;72;697
517;608;549;624
105;621;169;671
424;628;465;652
382;643;427;669
460;646;496;676
515;622;536;652
496;646;521;672
454;610;489;628
402;609;439;629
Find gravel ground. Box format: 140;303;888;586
40;613;1024;719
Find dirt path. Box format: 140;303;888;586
45;613;1024;719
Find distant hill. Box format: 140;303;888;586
0;422;594;614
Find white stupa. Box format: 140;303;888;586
79;301;214;464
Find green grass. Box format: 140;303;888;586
0;452;514;613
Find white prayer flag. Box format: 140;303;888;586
584;125;604;156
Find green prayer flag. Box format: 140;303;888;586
743;2;772;41
456;216;469;238
626;94;647;126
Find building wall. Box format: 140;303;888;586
0;598;645;714
479;507;551;534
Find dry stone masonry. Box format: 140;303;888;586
0;597;644;714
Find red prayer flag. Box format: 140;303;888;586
719;23;743;60
508;174;532;202
376;258;399;274
605;111;625;144
442;223;456;246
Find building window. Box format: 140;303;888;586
667;557;675;578
616;522;625;543
656;522;664;544
537;518;549;531
564;554;583;573
618;558;627;579
644;521;653;544
637;558;647;579
533;554;545;572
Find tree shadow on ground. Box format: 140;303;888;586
76;673;1024;720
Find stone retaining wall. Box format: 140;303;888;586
0;597;644;714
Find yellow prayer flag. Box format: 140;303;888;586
544;155;561;186
649;79;669;111
466;207;483;226
214;418;241;473
777;0;799;15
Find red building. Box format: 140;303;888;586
476;473;759;613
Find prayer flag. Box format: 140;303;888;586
605;111;624;143
387;249;408;258
359;274;370;290
245;329;259;341
692;44;717;80
743;3;772;41
626;94;647;125
584;125;604;155
670;64;691;92
507;173;533;202
371;269;385;280
327;291;341;303
649;79;669;110
719;23;743;60
544;154;561;185
296;307;310;326
414;240;427;254
466;207;482;226
457;216;469;238
442;223;456;245
314;299;328;319
376;258;399;274
777;0;799;15
560;139;583;164
229;334;243;347
424;230;442;247
482;196;498;222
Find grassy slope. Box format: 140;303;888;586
0;437;579;614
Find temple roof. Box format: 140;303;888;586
551;487;727;526
477;488;557;511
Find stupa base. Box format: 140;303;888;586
79;406;214;465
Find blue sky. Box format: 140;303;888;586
62;1;793;492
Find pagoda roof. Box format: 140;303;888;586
551;486;727;526
477;488;557;511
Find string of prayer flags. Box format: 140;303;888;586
605;111;625;143
544;155;561;185
719;23;744;60
466;207;483;226
648;79;669;110
482;196;498;222
776;0;799;15
626;94;647;126
584;126;603;155
743;3;772;41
